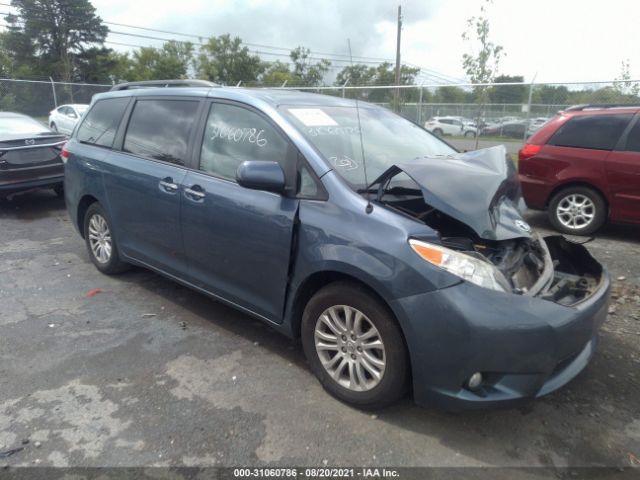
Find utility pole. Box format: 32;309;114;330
394;5;402;111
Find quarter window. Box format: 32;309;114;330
123;99;200;165
76;98;129;148
624;119;640;153
549;114;632;151
199;103;289;180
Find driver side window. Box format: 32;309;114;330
199;103;289;181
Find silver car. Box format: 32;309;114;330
48;104;89;135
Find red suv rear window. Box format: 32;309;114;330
548;114;632;150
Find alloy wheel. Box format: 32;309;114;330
88;214;112;263
314;305;386;392
556;193;596;230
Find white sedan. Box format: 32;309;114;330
48;104;89;135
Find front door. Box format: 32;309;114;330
103;98;201;276
181;101;299;323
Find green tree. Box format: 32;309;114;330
335;64;376;87
369;62;420;103
433;85;468;103
613;59;640;98
259;61;294;86
531;84;569;105
289;46;330;86
461;0;504;146
127;41;193;81
333;62;419;102
4;0;108;81
0;32;13;78
489;74;525;104
195;34;263;85
76;47;130;83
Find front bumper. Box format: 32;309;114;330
391;251;610;411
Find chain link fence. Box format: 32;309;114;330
0;78;111;120
270;80;640;147
2;77;639;148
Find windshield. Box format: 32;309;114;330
0;116;50;135
280;105;456;187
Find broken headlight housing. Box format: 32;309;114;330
409;238;510;292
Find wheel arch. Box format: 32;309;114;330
545;181;609;212
287;270;406;343
288;270;413;387
76;194;99;238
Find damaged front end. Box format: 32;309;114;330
372;146;605;306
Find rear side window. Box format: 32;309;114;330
549;114;632;151
76;98;129;148
624;119;640;152
123;99;200;165
199;103;289;180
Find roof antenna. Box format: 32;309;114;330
347;39;373;214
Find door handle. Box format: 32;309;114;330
184;185;205;200
159;177;179;193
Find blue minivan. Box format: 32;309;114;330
64;80;610;410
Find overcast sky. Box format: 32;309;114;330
92;0;640;85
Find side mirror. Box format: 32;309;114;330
236;161;286;194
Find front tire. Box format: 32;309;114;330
433;128;444;136
464;130;476;138
50;122;58;132
301;281;409;409
548;186;607;235
83;203;130;274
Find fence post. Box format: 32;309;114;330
342;79;349;98
418;83;425;125
49;77;58;108
523;77;536;143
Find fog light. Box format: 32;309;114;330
467;372;483;390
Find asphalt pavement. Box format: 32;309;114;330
0;191;639;469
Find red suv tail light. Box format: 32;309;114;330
518;143;542;162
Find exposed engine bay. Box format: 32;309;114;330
379;189;603;306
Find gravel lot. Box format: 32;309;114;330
0;191;639;469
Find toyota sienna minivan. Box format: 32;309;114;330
63;80;610;410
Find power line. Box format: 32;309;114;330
0;1;466;82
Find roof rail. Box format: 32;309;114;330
110;79;219;91
564;103;640;112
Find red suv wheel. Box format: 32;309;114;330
548;186;607;235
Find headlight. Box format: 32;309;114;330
409;239;510;292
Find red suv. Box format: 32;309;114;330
518;105;640;235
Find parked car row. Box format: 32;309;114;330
424;116;477;137
425;115;552;140
0;104;88;198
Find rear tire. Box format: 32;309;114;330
301;281;409;409
464;130;476;138
83;202;130;274
548;186;607;235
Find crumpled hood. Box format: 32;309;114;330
374;145;532;241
